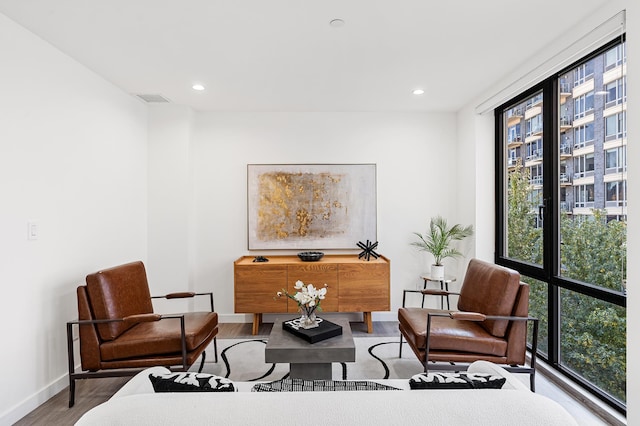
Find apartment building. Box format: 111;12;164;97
505;42;627;222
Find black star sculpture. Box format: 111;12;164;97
357;240;379;261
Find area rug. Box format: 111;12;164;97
197;337;424;382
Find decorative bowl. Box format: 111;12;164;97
297;251;324;262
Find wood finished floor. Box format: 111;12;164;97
14;320;615;425
14;320;399;426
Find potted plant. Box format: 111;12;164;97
411;216;474;279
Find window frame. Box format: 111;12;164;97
574;123;594;148
494;37;626;414
605;111;626;140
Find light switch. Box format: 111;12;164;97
27;221;38;240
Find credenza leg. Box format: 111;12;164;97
363;312;373;333
252;313;262;335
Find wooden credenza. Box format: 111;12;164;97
234;254;390;334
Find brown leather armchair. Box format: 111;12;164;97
398;259;538;390
66;261;219;407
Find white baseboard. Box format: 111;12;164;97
1;373;68;425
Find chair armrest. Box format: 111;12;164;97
151;291;215;311
122;313;162;326
67;313;185;327
424;312;540;368
427;311;537;322
164;292;196;299
421;289;460;297
449;311;486;321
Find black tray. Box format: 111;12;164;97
282;317;343;343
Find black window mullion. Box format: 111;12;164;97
543;77;559;364
494;110;505;262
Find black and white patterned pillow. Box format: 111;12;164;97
252;378;401;392
149;372;236;392
409;372;506;390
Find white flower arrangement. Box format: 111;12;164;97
276;280;328;317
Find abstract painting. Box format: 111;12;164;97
247;164;377;249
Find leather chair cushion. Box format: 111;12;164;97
100;312;218;361
398;307;507;357
457;259;520;337
86;261;154;341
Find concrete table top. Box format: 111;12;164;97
265;317;355;379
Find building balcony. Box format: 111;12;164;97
507;107;524;126
525;94;543;110
559;116;572;132
529;126;543;137
559;144;572;158
507;135;523;148
559;173;572;186
559;82;572;104
530;175;543;186
573;172;591;179
525;150;543;166
573;140;595;151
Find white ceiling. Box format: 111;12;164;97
0;0;610;112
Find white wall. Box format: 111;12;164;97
0;14;148;424
146;105;195;313
145;111;464;322
622;2;639;424
456;104;495;263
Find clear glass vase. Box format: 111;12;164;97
300;307;319;329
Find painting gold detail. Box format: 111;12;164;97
257;172;347;241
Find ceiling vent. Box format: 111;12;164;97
135;94;171;103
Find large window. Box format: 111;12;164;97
605;77;626;107
526;114;543;137
573;153;595;178
605;111;626;140
496;39;626;412
573;60;594;85
574;184;595;208
574;123;594;148
605;146;626;173
574;91;594;119
606;181;626;208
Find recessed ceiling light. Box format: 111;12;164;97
412;88;425;95
192;84;205;91
329;18;345;28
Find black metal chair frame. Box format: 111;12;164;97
67;292;218;407
399;290;539;391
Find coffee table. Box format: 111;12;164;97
265;317;355;380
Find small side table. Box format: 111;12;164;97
410;274;456;309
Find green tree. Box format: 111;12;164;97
560;210;626;291
559;210;626;402
506;165;626;402
506;165;547;352
506;163;543;264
